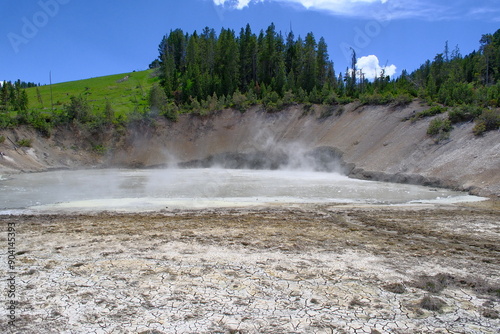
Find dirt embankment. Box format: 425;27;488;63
0;100;499;196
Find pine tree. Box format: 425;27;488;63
239;24;258;91
301;32;318;92
316;37;329;87
216;28;239;96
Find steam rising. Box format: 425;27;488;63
178;124;352;174
0;128;485;214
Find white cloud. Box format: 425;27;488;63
212;0;396;18
356;55;396;80
211;0;497;21
213;0;263;9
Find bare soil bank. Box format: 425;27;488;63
1;202;499;333
0;101;499;196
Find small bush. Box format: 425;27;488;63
359;93;394;105
92;144;106;155
412;273;454;293
482;308;499;319
393;94;413;107
383;282;406;294
473;122;487;136
160;102;179;122
264;100;284;113
64;95;92;123
322;91;337;105
448;105;483;124
0;135;5;144
17;138;32;147
0;112;15;128
349;296;368;308
232;90;248;112
282;90;296;106
473;109;500;136
411;105;447;122
263;91;283;112
427;118;452;142
419;295;446;311
337;96;354;105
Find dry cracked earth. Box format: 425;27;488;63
1;202;499;333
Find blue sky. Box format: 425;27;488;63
1;0;498;84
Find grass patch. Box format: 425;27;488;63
26;70;158;118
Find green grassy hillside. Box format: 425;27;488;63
26;69;158;117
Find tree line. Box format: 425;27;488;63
0;80;29;113
152;24;499;135
410;30;500;107
0;24;498;138
155;23;337;107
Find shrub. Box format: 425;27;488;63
92;144;106;155
419;295;446;311
337;96;354;105
232;90;248;112
359;93;394;105
427;118;452;139
383;282;406;294
411;105;447;122
0;135;5;144
412;273;454;293
473;122;487;136
448;105;483;124
473;109;500;136
17;138;32;147
393;94;413;107
482;308;499;319
64;95;92;123
282;90;295;106
28;110;53;137
322;91;337;105
0;112;15;128
263;91;283;112
160;102;179;122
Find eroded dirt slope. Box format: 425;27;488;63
0;101;499;196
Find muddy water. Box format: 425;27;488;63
0;168;484;213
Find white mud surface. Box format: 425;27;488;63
1;204;499;333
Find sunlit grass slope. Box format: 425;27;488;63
26;70;158;117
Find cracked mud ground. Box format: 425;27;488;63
1;202;499;333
